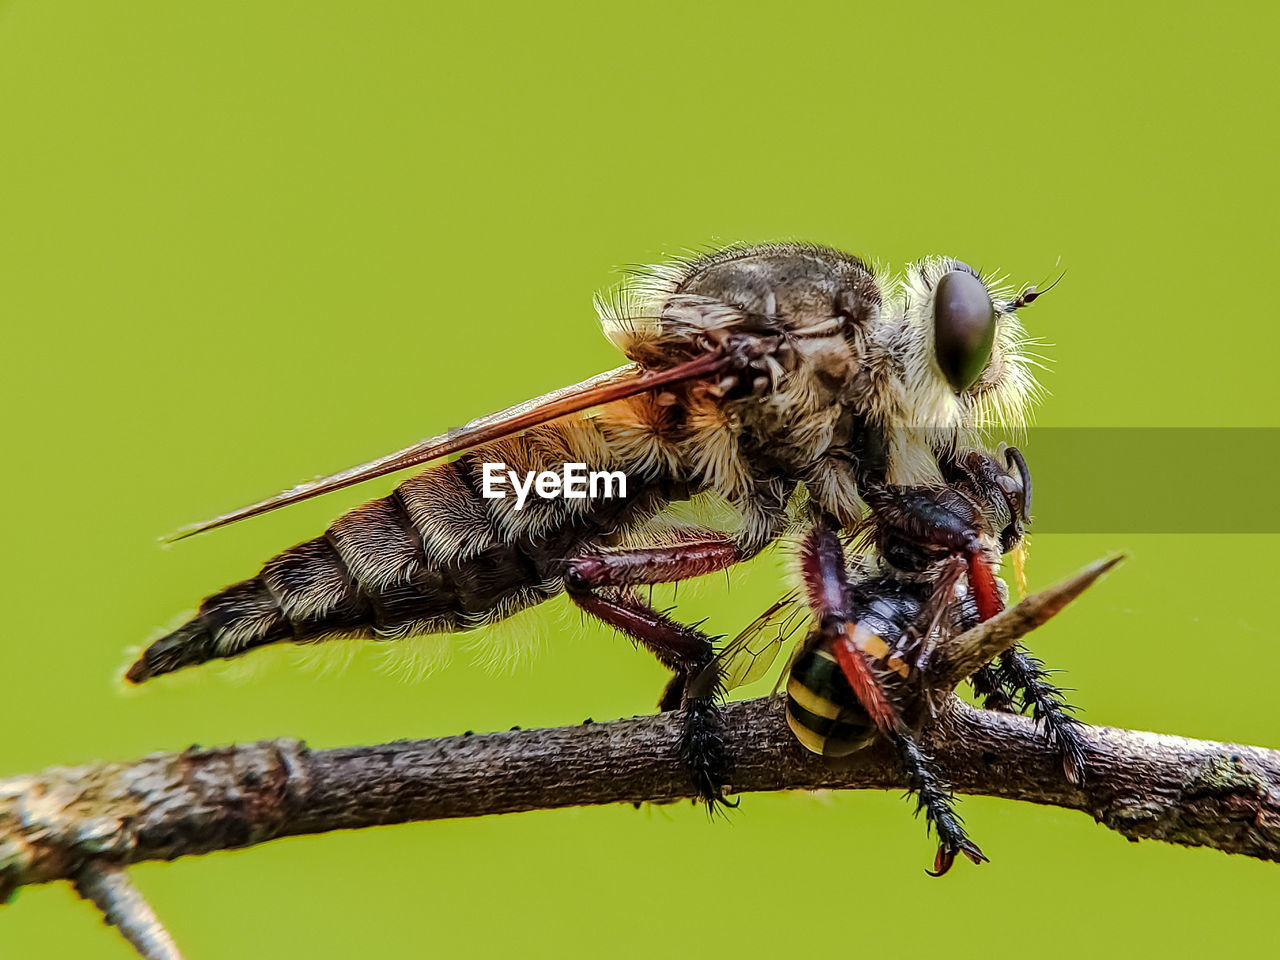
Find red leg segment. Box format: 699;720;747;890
565;536;743;591
966;551;1004;622
798;521;901;734
832;629;899;734
569;589;714;688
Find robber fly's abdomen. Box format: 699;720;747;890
127;424;654;683
784;582;921;757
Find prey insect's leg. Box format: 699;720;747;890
893;733;987;877
799;520;899;733
996;645;1087;786
567;588;729;807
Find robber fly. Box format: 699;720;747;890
706;443;1085;874
127;241;1058;804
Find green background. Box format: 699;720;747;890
3;2;1277;956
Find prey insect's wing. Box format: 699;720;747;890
914;558;966;650
714;591;808;692
166;352;732;541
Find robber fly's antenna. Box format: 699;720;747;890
1009;259;1066;311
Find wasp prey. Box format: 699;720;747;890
710;446;1088;873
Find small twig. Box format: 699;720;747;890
72;861;183;960
932;554;1125;684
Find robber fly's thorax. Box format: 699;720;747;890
628;245;885;485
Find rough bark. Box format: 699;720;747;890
3;694;1279;905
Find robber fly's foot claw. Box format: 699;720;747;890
926;847;954;878
1058;723;1089;787
1039;701;1088;787
926;838;988;877
1060;738;1087;787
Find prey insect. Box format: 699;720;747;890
709;449;1085;874
128;241;1056;806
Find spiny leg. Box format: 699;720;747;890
564;536;754;809
961;579;1015;713
952;587;1085;782
893;733;987;876
568;588;729;808
802;520;983;872
982;557;1129;786
564;531;752;707
970;663;1016;713
959;603;1085;783
567;587;718;700
565;531;766;709
996;644;1087;786
799;520;899;733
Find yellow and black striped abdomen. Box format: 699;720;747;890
785;644;878;758
784;620;914;758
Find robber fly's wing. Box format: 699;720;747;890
715;591;809;692
166;351;732;542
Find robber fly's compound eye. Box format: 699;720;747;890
933;269;995;392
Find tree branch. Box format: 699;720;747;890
4;688;1279;906
2;556;1276;953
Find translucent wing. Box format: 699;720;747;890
716;591;809;692
166;351;732;541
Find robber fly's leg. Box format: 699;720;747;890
568;588;729;808
954;582;1084;781
893;732;987;876
866;485;983;563
960;591;1018;711
970;663;1016;713
798;519;899;733
566;585;720;705
564;532;757;703
562;521;787;807
798;520;851;626
564;535;745;593
995;645;1088;786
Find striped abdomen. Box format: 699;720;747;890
784;581;921;757
127;421;659;683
